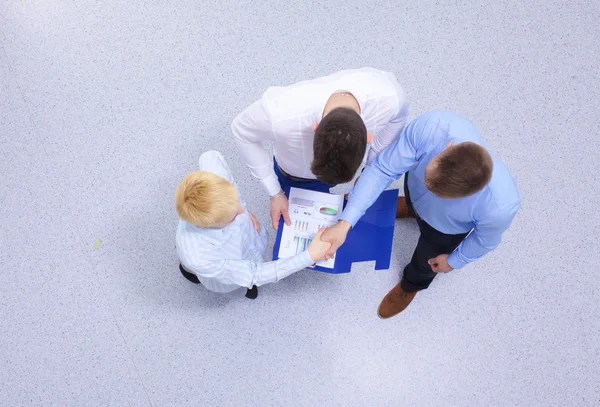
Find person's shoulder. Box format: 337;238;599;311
348;67;404;98
262;68;395;119
481;159;521;217
261;81;321;122
177;224;228;262
176;221;207;244
406;111;464;146
198;150;234;183
417;111;476;130
413;111;484;146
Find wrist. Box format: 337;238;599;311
339;206;361;228
447;252;466;270
269;189;285;199
338;220;352;232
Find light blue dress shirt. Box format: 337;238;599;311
341;111;521;269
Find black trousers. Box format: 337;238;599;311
401;174;470;293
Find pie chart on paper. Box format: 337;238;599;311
319;207;338;216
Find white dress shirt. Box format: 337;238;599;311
176;151;314;294
232;67;410;196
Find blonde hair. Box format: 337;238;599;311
175;171;239;228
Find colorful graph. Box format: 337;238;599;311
279;188;344;268
319;207;338;216
293;220;310;232
293;236;312;254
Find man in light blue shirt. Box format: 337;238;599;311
322;111;520;319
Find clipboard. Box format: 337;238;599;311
272;187;398;273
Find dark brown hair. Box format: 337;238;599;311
426;142;493;198
311;107;367;184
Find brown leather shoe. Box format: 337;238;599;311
396;196;416;219
377;282;417;319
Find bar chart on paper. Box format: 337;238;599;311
278;187;344;269
293;236;312;254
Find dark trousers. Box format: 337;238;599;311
401;174;470;293
273;160;336;193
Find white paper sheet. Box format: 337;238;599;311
278;187;344;269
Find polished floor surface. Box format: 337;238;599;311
1;0;599;405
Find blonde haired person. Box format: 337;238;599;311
175;150;331;299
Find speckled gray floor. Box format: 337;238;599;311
1;1;599;406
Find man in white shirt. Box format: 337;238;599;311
175;151;331;299
232;67;410;230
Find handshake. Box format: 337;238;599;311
291;224;353;265
270;190;352;264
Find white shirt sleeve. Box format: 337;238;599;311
231;99;282;196
184;251;315;288
198;150;247;207
366;86;410;163
199;150;235;182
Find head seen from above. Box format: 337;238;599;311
425;142;493;199
311;107;368;185
175;171;244;229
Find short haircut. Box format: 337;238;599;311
311;107;367;184
426;142;493;198
175;171;239;228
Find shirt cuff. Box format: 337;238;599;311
262;172;282;196
447;251;468;270
300;250;316;266
340;204;362;228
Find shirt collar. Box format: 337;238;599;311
318;89;366;125
348;90;365;116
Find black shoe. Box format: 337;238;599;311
245;285;258;299
179;264;200;284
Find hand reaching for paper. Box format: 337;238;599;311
269;192;291;230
